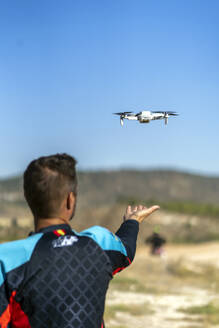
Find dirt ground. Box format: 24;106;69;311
105;243;219;328
164;243;219;266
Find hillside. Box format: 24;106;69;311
1;169;219;243
1;169;219;209
77;170;219;207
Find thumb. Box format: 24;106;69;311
131;205;160;222
144;205;160;216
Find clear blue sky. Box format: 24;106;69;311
1;0;219;177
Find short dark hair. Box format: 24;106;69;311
23;153;77;218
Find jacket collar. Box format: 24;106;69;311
29;224;72;236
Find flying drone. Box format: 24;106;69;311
113;110;179;126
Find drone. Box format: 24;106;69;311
113;110;179;126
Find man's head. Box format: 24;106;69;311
23;153;77;221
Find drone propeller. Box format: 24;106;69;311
166;111;179;116
152;111;179;116
113;112;133;116
113;112;133;126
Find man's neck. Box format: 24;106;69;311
35;217;70;232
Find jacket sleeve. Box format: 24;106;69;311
107;219;139;275
0;261;11;327
0;235;43;328
80;220;139;275
115;219;139;263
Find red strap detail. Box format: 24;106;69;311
0;299;11;328
0;291;31;328
113;266;125;275
127;257;132;265
11;291;31;327
113;257;132;275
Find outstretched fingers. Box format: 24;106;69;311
124;204;160;223
143;205;160;216
131;205;160;223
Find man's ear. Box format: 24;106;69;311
67;192;75;210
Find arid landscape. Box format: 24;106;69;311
105;243;219;328
1;209;219;327
1;170;219;327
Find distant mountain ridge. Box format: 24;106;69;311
1;170;219;207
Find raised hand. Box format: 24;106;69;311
123;204;160;223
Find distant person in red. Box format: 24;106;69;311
146;230;166;256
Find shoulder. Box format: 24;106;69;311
0;233;43;260
0;233;43;286
75;226;127;255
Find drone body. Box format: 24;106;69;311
114;110;179;126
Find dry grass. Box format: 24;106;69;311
104;302;153;321
179;299;219;325
104;245;219;328
167;259;219;293
110;276;153;294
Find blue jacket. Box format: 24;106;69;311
0;220;139;328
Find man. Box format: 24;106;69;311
0;153;159;328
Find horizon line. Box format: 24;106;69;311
1;165;219;180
